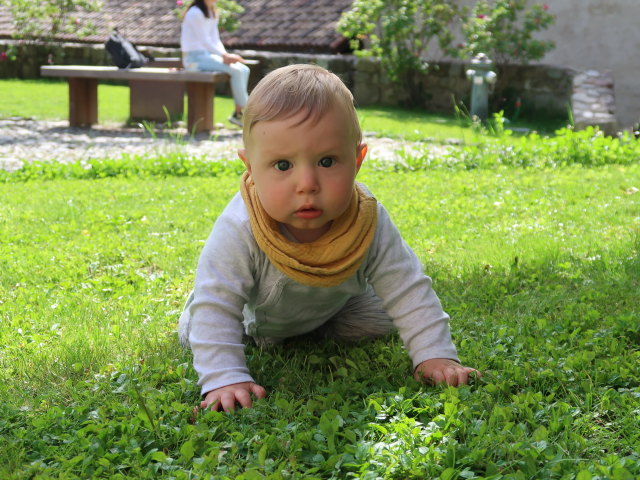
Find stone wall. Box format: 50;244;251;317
571;70;618;136
240;51;586;124
233;50;577;120
0;42;618;133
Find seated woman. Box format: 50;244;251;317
180;0;250;127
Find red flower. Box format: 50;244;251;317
542;3;549;10
176;0;184;6
477;14;487;19
0;52;7;62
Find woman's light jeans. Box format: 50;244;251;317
183;50;250;108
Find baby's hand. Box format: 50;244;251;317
414;358;480;387
201;382;267;412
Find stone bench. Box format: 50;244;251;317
40;64;229;133
130;57;186;125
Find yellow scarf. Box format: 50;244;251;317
240;171;378;287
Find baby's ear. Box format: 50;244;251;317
238;149;251;173
355;143;368;171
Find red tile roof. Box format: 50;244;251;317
0;0;353;53
223;0;353;53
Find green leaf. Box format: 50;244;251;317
576;471;592;480
440;467;458;480
151;451;168;462
532;425;548;442
180;440;195;461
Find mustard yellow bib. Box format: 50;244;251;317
240;171;377;287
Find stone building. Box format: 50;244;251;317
532;0;638;130
0;0;629;131
0;0;353;54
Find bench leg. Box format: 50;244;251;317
129;80;185;123
68;78;98;127
186;82;214;134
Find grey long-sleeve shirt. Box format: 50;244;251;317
185;189;458;395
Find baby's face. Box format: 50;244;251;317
239;105;366;243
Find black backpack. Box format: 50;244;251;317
105;31;151;69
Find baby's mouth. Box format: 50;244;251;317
295;207;323;219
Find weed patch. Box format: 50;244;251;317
372;127;640;172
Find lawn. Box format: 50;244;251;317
1;77;638;478
0;79;566;141
1;151;639;477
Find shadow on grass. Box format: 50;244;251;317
437;237;640;387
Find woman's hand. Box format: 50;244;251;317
200;382;267;411
223;53;244;65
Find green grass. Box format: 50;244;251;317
0;79;564;141
1;78;637;478
357;105;567;141
1;154;639;477
357;105;482;142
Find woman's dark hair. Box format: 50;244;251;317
188;0;215;18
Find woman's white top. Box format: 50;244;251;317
180;6;227;55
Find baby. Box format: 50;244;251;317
179;64;478;412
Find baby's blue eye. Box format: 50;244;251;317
274;160;292;171
318;157;335;168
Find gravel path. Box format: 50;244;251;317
0;118;450;173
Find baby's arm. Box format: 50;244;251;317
201;382;267;412
366;204;479;385
188;199;262;402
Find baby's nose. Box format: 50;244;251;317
296;167;319;193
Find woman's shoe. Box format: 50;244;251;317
228;112;243;127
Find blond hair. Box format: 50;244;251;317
242;64;362;146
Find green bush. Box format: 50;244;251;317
337;0;459;103
1;0;100;62
455;0;555;64
0;153;246;183
371;127;640;172
338;0;556;101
